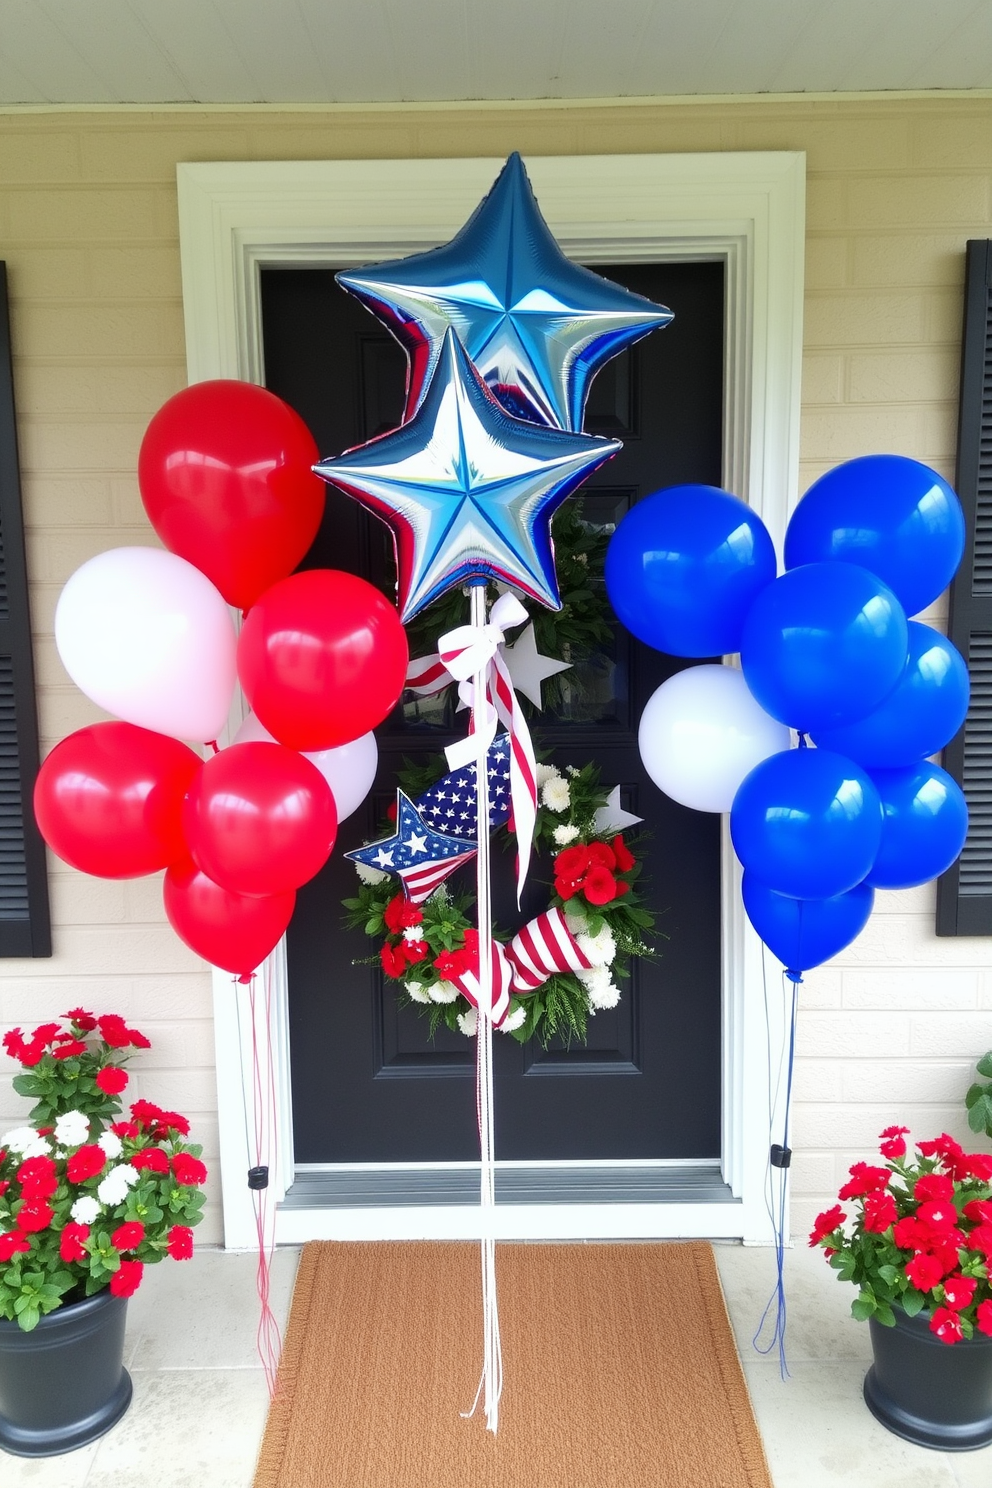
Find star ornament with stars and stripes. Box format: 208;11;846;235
314;328;621;623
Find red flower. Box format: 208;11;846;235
879;1125;910;1159
838;1163;890;1200
930;1306;964;1345
977;1301;992;1338
917;1199;958;1233
893;1215;929;1251
2;1028;24;1058
52;1038;88;1060
918;1133;969;1181
130;1099;164;1131
433;947;471;979
914;1172;954;1204
16;1156;57;1200
583;866;618;906
586;841;617;871
379;942;408;978
403;938;428;965
554;876;583;901
110;1259;144;1297
167;1224;194;1260
31;1022;61;1045
963;1199;992;1226
809;1205;847;1246
96;1066;129;1095
111;1221;145;1251
64;1007;97;1031
905;1252;944;1292
98;1014;132;1048
0;1231;31;1261
967;1224;992;1259
941;1274;977;1311
18;1040;47;1067
127;1028;151;1049
131;1147;169;1174
171;1153;207;1187
932;1242;965;1278
67;1145;107;1183
863;1190;897;1233
59;1222;90;1263
113;1121;140;1140
964;1153;992;1182
383;895;423;934
385;801;397;822
16;1201;53;1233
611;835;636;872
156;1111;190;1137
554;845;591;884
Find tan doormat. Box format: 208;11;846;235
254;1240;772;1488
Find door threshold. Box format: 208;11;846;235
281;1164;735;1210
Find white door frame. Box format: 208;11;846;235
176;151;806;1248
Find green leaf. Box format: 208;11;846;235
877;1264;900;1285
976;1051;992;1079
17;1307;40;1333
873;1301;896;1328
11;1073;44;1097
851;1292;877;1322
900;1287;926;1318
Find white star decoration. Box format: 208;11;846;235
502;621;572;710
593;786;643;835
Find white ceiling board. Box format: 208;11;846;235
0;0;990;105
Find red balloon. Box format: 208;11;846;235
138;380;325;610
34;723;201;878
237;569;409;751
182;742;337;897
163;858;295;978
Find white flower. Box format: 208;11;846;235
541;775;571;813
564;909;588;937
355;862;388;885
54;1110;90;1148
71;1196;101;1225
565;764;581;776
98;1131;123;1160
578;965;621;1010
552;823;580;846
429;981;459;1004
457;1008;478;1037
404;981;431;1004
402;927;425;943
3;1126;50;1158
535;763;561;789
97;1163;139;1206
498;1006;527;1033
576;923;617;968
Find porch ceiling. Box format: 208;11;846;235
1;0;991;107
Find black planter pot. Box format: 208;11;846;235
0;1288;132;1457
864;1306;992;1451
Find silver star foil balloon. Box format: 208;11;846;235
336;152;672;432
314;329;621;622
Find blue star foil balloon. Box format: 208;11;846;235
335;152;672;431
315;328;621;621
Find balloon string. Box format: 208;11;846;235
752;964;800;1380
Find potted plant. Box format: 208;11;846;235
810;1127;992;1450
966;1051;992;1141
0;1009;207;1457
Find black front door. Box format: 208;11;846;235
261;260;724;1164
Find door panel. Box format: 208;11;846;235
260;260;724;1163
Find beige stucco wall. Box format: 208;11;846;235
0;96;990;1243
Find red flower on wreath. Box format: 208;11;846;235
583;866;618;905
611;835;636;872
403;938;428;965
586;841;617;871
383;895;423;934
380;942;408;977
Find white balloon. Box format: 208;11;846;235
233;713;378;822
638;664;790;813
55;547;237;744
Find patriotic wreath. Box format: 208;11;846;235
343;760;656;1046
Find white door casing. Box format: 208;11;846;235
176;151;806;1248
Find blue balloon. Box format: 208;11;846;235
812;622;970;767
865;763;969;889
742;873;875;979
731;747;883;899
604;485;777;656
740;562;909;732
784;454;965;618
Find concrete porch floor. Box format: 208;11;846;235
3;1240;991;1487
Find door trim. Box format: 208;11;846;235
177;151;806;1247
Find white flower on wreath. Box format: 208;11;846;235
97;1163;139;1207
404;981;431;1004
541;775;571;813
2;1126;51;1158
457;1008;478;1038
402;926;426;944
499;1006;527;1034
71;1195;101;1225
576;923;617;968
54;1110;90;1148
577;964;621;1010
98;1130;123;1160
552;823;579;846
429;981;459;1004
355;862;388;885
535;762;561;789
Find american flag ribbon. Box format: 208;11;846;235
505;908;593;993
445;938;513;1028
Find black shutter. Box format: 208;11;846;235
0;263;51;956
937;240;992;937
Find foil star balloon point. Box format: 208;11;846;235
336;152;672;432
315;329;621;622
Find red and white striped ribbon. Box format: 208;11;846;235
404;652;451;696
505;907;593;993
444;938;512;1028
